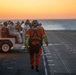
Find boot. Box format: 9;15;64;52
31;66;34;70
36;66;39;72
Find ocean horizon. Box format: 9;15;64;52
0;19;76;30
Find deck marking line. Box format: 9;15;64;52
53;46;70;73
42;47;48;75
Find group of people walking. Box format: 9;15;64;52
0;19;48;72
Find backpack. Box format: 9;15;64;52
29;30;42;54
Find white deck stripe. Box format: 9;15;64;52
48;64;55;66
43;43;61;46
47;60;53;62
42;48;48;75
46;56;52;58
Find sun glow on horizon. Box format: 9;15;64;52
0;0;76;20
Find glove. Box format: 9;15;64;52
25;43;29;48
43;34;48;46
46;41;48;46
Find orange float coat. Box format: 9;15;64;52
26;27;45;66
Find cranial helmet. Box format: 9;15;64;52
32;20;38;27
33;20;38;23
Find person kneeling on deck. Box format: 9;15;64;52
25;20;48;72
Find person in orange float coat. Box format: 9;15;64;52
25;20;48;72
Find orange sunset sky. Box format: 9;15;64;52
0;0;76;20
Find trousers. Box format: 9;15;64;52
29;48;42;66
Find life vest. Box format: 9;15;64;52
29;29;42;54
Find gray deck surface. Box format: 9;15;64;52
0;30;76;75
